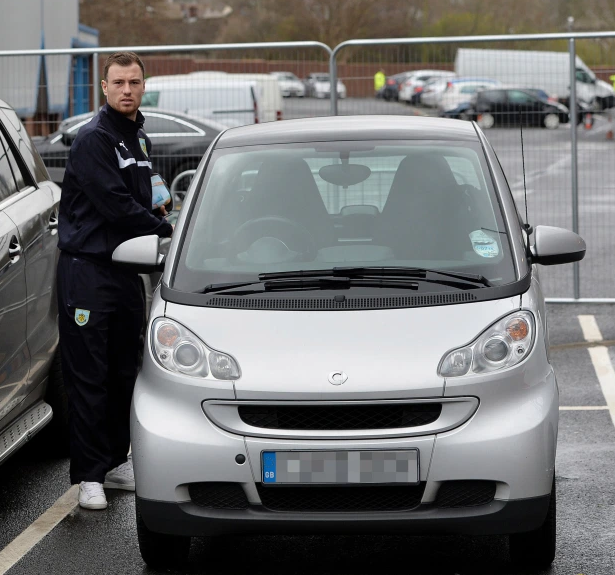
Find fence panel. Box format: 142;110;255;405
2;34;615;300
331;33;615;300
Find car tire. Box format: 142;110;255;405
40;346;70;456
459;111;471;122
477;113;495;129
136;498;191;570
543;113;560;129
509;475;556;568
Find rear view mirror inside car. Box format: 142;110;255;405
318;163;371;187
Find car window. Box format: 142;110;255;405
0;108;48;184
0;133;18;200
144;115;200;134
0;127;27;193
482;90;506;104
508;90;535;104
141;91;160;107
174;141;515;293
575;69;593;83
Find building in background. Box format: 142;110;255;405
0;0;98;134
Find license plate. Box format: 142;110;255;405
261;450;419;485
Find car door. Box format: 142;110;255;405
507;90;540;126
0;107;59;397
0;130;29;423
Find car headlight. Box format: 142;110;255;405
438;311;535;377
152;318;241;380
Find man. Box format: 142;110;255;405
374;69;386;97
57;52;173;510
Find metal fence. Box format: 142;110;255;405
2;32;615;301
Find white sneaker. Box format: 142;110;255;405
79;482;107;510
103;456;135;491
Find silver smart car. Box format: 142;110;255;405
113;116;585;570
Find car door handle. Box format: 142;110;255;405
49;212;59;233
8;236;21;263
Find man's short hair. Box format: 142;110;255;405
103;52;145;81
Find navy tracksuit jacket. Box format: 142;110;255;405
57;103;173;484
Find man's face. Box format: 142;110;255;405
101;63;145;120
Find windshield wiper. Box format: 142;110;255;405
260;266;492;288
201;276;419;295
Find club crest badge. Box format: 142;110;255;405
75;309;90;326
139;138;148;157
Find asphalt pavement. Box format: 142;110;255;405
1;303;614;575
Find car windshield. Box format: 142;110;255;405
172;141;517;293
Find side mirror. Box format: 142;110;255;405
530;225;586;265
112;235;165;273
61;132;77;147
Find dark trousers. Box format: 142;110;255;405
57;251;144;484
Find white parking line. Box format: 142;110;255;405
578;315;615;428
559;406;609;410
0;485;77;574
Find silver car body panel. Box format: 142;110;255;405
134;279;556;504
164;296;519;401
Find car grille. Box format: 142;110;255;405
238;403;442;430
256;483;426;512
189;482;249;510
434;481;496;508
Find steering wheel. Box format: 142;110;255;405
229;216;318;263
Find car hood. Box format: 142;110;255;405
165;296;519;401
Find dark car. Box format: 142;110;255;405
468;88;572;129
0;98;69;463
34;108;225;187
379;72;413;101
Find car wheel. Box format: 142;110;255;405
543;113;560;129
136;498;191;570
477;113;495;129
39;346;70;456
509;475;556;568
459;111;471;122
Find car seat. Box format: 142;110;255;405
372;154;479;261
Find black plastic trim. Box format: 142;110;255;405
160;273;531;310
136;492;550;537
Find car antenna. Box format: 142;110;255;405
519;121;533;235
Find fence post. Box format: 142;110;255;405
569;38;580;299
330;50;338;116
92;52;100;112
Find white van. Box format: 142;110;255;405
143;75;259;128
455;48;615;110
191;72;284;123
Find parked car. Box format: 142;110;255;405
419;76;454;108
398;70;456;105
304;73;347;99
0;98;69;464
190;72;284;123
142;75;259;128
34;108;225;187
270;71;305;98
113;115;585;571
378;71;414;101
436;78;502;116
468;88;572;129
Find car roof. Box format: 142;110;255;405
57;107;227;133
216;115;478;149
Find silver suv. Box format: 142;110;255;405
0;99;68;463
114;115;586;570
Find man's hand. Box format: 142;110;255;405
158;204;169;217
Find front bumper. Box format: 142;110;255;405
137;494;551;537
